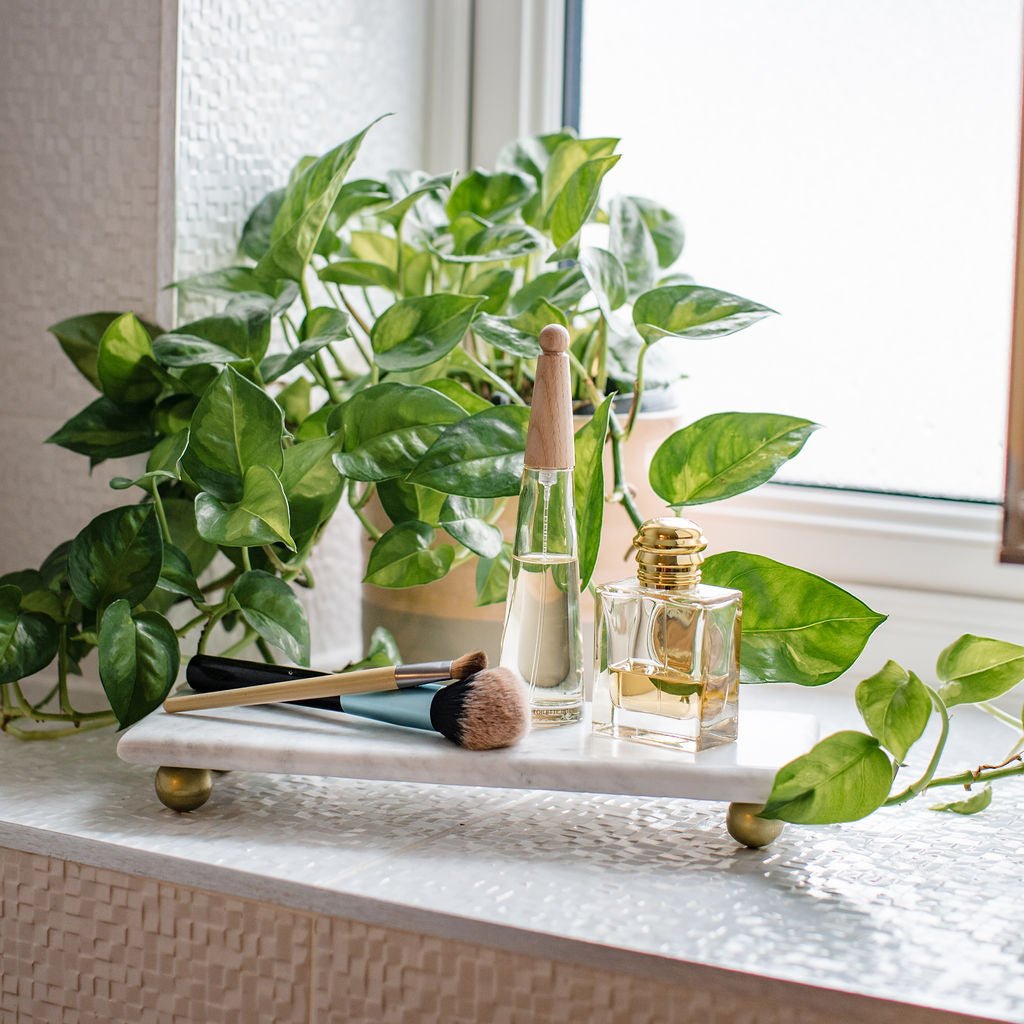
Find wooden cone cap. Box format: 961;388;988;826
524;324;575;470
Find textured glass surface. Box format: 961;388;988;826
580;0;1023;501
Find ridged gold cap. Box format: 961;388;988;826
633;517;706;588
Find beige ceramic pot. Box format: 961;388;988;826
360;405;686;678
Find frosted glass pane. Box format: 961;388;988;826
580;0;1022;501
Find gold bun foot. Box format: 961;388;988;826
155;766;213;812
726;802;784;848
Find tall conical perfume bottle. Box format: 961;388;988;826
499;324;583;726
593;518;741;751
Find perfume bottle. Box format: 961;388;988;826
593;517;741;751
499;324;584;726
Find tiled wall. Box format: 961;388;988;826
0;0;176;575
1;845;843;1024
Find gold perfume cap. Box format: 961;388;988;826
633;517;706;588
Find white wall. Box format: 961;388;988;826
0;0;177;573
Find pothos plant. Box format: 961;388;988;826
2;117;1021;830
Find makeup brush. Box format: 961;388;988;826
179;659;530;751
163;649;487;714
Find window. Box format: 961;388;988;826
575;0;1023;504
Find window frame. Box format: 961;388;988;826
428;0;1024;667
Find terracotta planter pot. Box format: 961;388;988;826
360;405;686;677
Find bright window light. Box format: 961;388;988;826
579;0;1023;502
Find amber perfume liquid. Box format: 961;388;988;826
500;469;583;725
594;581;740;751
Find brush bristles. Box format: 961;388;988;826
429;667;530;750
450;650;488;680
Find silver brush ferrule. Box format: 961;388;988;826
394;661;454;687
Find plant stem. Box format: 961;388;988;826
623;345;648;439
349;481;382;540
596;314;609;395
566;350;604;408
256;637;278;664
978;701;1023;731
926;750;1024;790
340;289;373;339
463;352;526;405
176;611;209;638
4;714;116;741
218;628;258;660
241;547;253;572
150;483;172;545
57;626;73;715
883;686;950;807
608;411;644;530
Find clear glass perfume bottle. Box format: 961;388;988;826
593;518;741;751
499;324;583;725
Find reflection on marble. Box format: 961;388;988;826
1;686;1022;1022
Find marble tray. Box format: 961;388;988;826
117;700;818;806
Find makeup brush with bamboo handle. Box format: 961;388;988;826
163;650;487;714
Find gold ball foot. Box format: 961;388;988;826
155;766;213;812
726;802;784;848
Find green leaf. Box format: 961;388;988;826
578;247;627;316
229;570;310;665
157;295;274;367
650;412;820;507
422;378;491;414
702;551;887;686
68;505;164;611
633;284;776;344
370;294;483;372
408;406;530;497
238;187;285;262
609;195;659;298
332;382;466;482
541;137;618;220
496;129;578;184
162;498;218;578
96;313;162;406
377;172;454;228
276;377;312;425
508;266;589;316
550;154;620;246
195;464;295;551
760;731;893;824
180;366;285;501
258;117;384;282
430;222;547;264
170;266;297;307
463;268;515;315
318;259;398;291
279;436;345;546
475;542;513;606
472;314;542;359
439;496;502;558
446;170;537;222
936;634;1024;706
152;335;247;368
363;522;455;588
0;586;60;684
377;480;446;527
630;197;685;268
48;311;163;391
98;599;179;728
855;661;932;763
343;625;402;672
261;306;350;382
574;396;612;590
318;178;390;251
510;298;567;336
157;543;203;602
46;397;156;464
930;785;993;815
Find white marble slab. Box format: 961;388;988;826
117;701;818;804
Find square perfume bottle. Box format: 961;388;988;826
593;518;741;752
